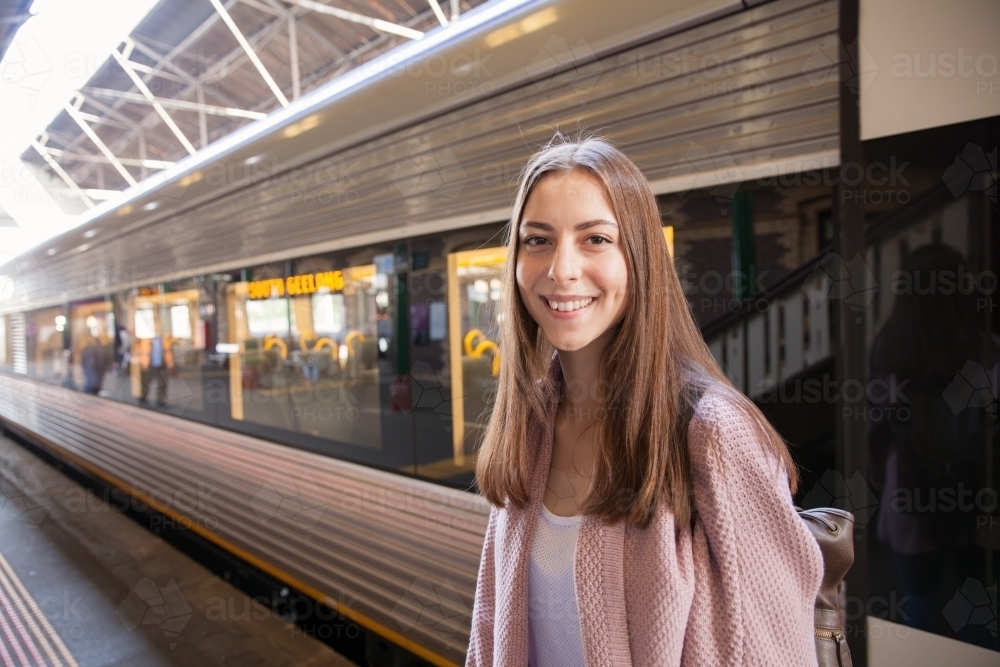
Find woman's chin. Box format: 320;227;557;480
546;332;597;353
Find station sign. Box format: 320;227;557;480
247;271;345;299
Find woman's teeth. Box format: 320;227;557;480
547;298;594;312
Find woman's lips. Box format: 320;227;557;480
540;295;597;319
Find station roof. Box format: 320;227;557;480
20;0;486;205
0;0;34;61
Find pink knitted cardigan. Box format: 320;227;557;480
465;359;824;666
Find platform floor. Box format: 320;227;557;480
0;434;356;667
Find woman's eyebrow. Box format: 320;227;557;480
519;219;617;232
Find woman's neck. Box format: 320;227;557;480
555;328;614;422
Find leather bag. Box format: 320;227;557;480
797;507;855;667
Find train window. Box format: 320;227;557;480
69;299;115;396
115;285;207;414
444;246;506;476
312;292;345;335
402;224;506;486
245;298;290;337
0;315;8;371
4;313;25;374
22;306;69;385
224;262;384;451
169;304;193;339
134;307;156;339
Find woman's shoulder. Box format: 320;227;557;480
688;386;751;436
687;386;784;477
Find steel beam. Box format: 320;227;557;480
66;19;287;186
126;37;248;109
30;140;96;208
83;86;267;120
63;100;137;187
197;84;209;148
112;46;198;155
49;0;242;180
42;149;174;169
289;16;300;99
288;0;424;40
427;0;448;26
208;0;290;107
245;0;347;57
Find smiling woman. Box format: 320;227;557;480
467;135;824;667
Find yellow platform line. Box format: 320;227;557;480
1;421;461;667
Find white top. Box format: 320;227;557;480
527;504;585;667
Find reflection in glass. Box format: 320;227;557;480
23;307;68;384
866;195;998;649
122;288;205;412
70;300;115;395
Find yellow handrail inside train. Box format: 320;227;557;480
263;334;288;360
345;330;365;354
472;339;500;376
293;331;338;357
464;329;485;356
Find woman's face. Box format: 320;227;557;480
516;169;629;352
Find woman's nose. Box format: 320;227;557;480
548;241;581;284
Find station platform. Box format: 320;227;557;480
0;434;356;667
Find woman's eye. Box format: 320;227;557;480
523;236;547;246
587;235;612;244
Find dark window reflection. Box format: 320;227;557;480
867;225;998;649
861;117;999;653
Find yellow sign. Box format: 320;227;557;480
247;271;345;300
247;278;285;299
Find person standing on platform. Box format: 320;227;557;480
466;135;823;667
139;332;174;408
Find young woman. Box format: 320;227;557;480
466;136;824;666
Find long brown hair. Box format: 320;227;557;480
475;134;798;529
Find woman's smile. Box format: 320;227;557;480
542;295;598;317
